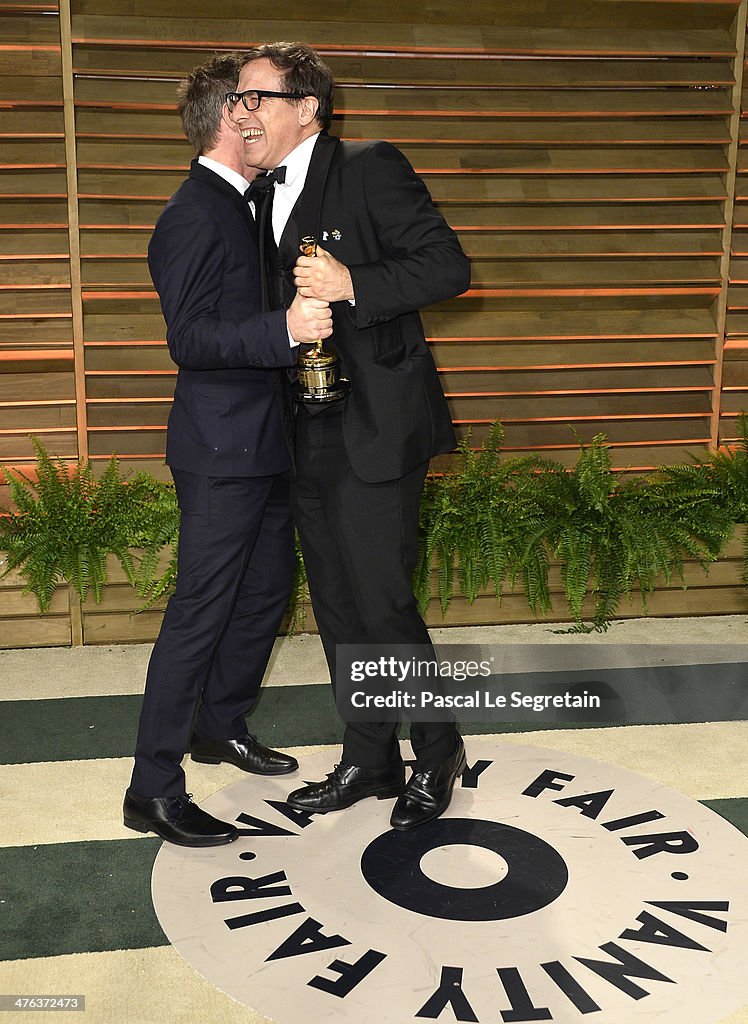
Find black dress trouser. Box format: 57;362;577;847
130;469;294;797
291;403;458;770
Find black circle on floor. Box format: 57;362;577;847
360;818;568;921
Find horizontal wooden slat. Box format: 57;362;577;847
0;616;71;649
0;14;59;44
71;51;736;89
80;260;149;286
445;392;712;420
1;587;69;616
69;1;740;31
0;168;67;195
470;258;721;287
0;109;64;135
71;169;730;205
0;291;71;314
0;198;68;225
0;47;60;76
83;312;163;341
73;200;730;234
430;338;717;368
0;74;62;102
462;231;724;258
0;404;75;429
0;140;66;165
86;430;165;455
74;111;733;146
438;365;715;393
74;140;731;176
71;17;736;58
442;203;728;230
82;226;729;264
0;261;70;286
0;430;77;458
0;229;69;256
452;417;715;449
85;375;174;399
421;307;717;340
72;76;736;119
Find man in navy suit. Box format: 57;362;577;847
230;43;470;830
123;53;332;847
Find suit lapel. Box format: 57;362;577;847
188;159;258;248
297;132;339;245
276;132;339;268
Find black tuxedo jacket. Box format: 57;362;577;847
148;159;297;477
277;133;470;483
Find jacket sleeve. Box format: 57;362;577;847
148;203;295;370
347;141;471;328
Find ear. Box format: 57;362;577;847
298;95;320;127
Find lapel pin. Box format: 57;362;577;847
331;228;342;241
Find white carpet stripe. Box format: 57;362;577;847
0;946;271;1024
0;946;745;1024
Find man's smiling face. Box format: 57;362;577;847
229;57;319;171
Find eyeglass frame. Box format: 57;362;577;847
225;89;309;112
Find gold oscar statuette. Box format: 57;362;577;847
293;236;350;404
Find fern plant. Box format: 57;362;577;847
0;438;150;611
416;423;743;631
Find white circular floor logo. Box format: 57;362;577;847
151;742;748;1024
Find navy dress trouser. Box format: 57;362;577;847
130;469;294;798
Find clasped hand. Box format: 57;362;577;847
294;245;354;303
287;293;333;345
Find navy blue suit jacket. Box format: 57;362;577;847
148;160;297;477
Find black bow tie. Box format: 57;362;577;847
245;166;287;203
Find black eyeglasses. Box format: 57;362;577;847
225;89;307;112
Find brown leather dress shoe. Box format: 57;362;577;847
190;732;298;775
123;791;238;847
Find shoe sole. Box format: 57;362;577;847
123;817;239;847
286;780;406;814
190;754;298;775
390;746;468;831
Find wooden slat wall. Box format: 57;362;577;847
0;0;76;513
724;3;748;439
63;0;744;477
2;0;747;643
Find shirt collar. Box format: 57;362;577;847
274;132;321;189
197;155;251;195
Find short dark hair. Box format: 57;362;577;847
177;52;245;154
241;42;334;131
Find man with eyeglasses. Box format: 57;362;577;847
229;43;471;830
123;53;333;847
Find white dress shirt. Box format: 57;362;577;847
268;132;321;243
197;154;251;194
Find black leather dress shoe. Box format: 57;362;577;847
190;733;298;775
286;762;406;813
390;737;467;830
123;791;238;847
